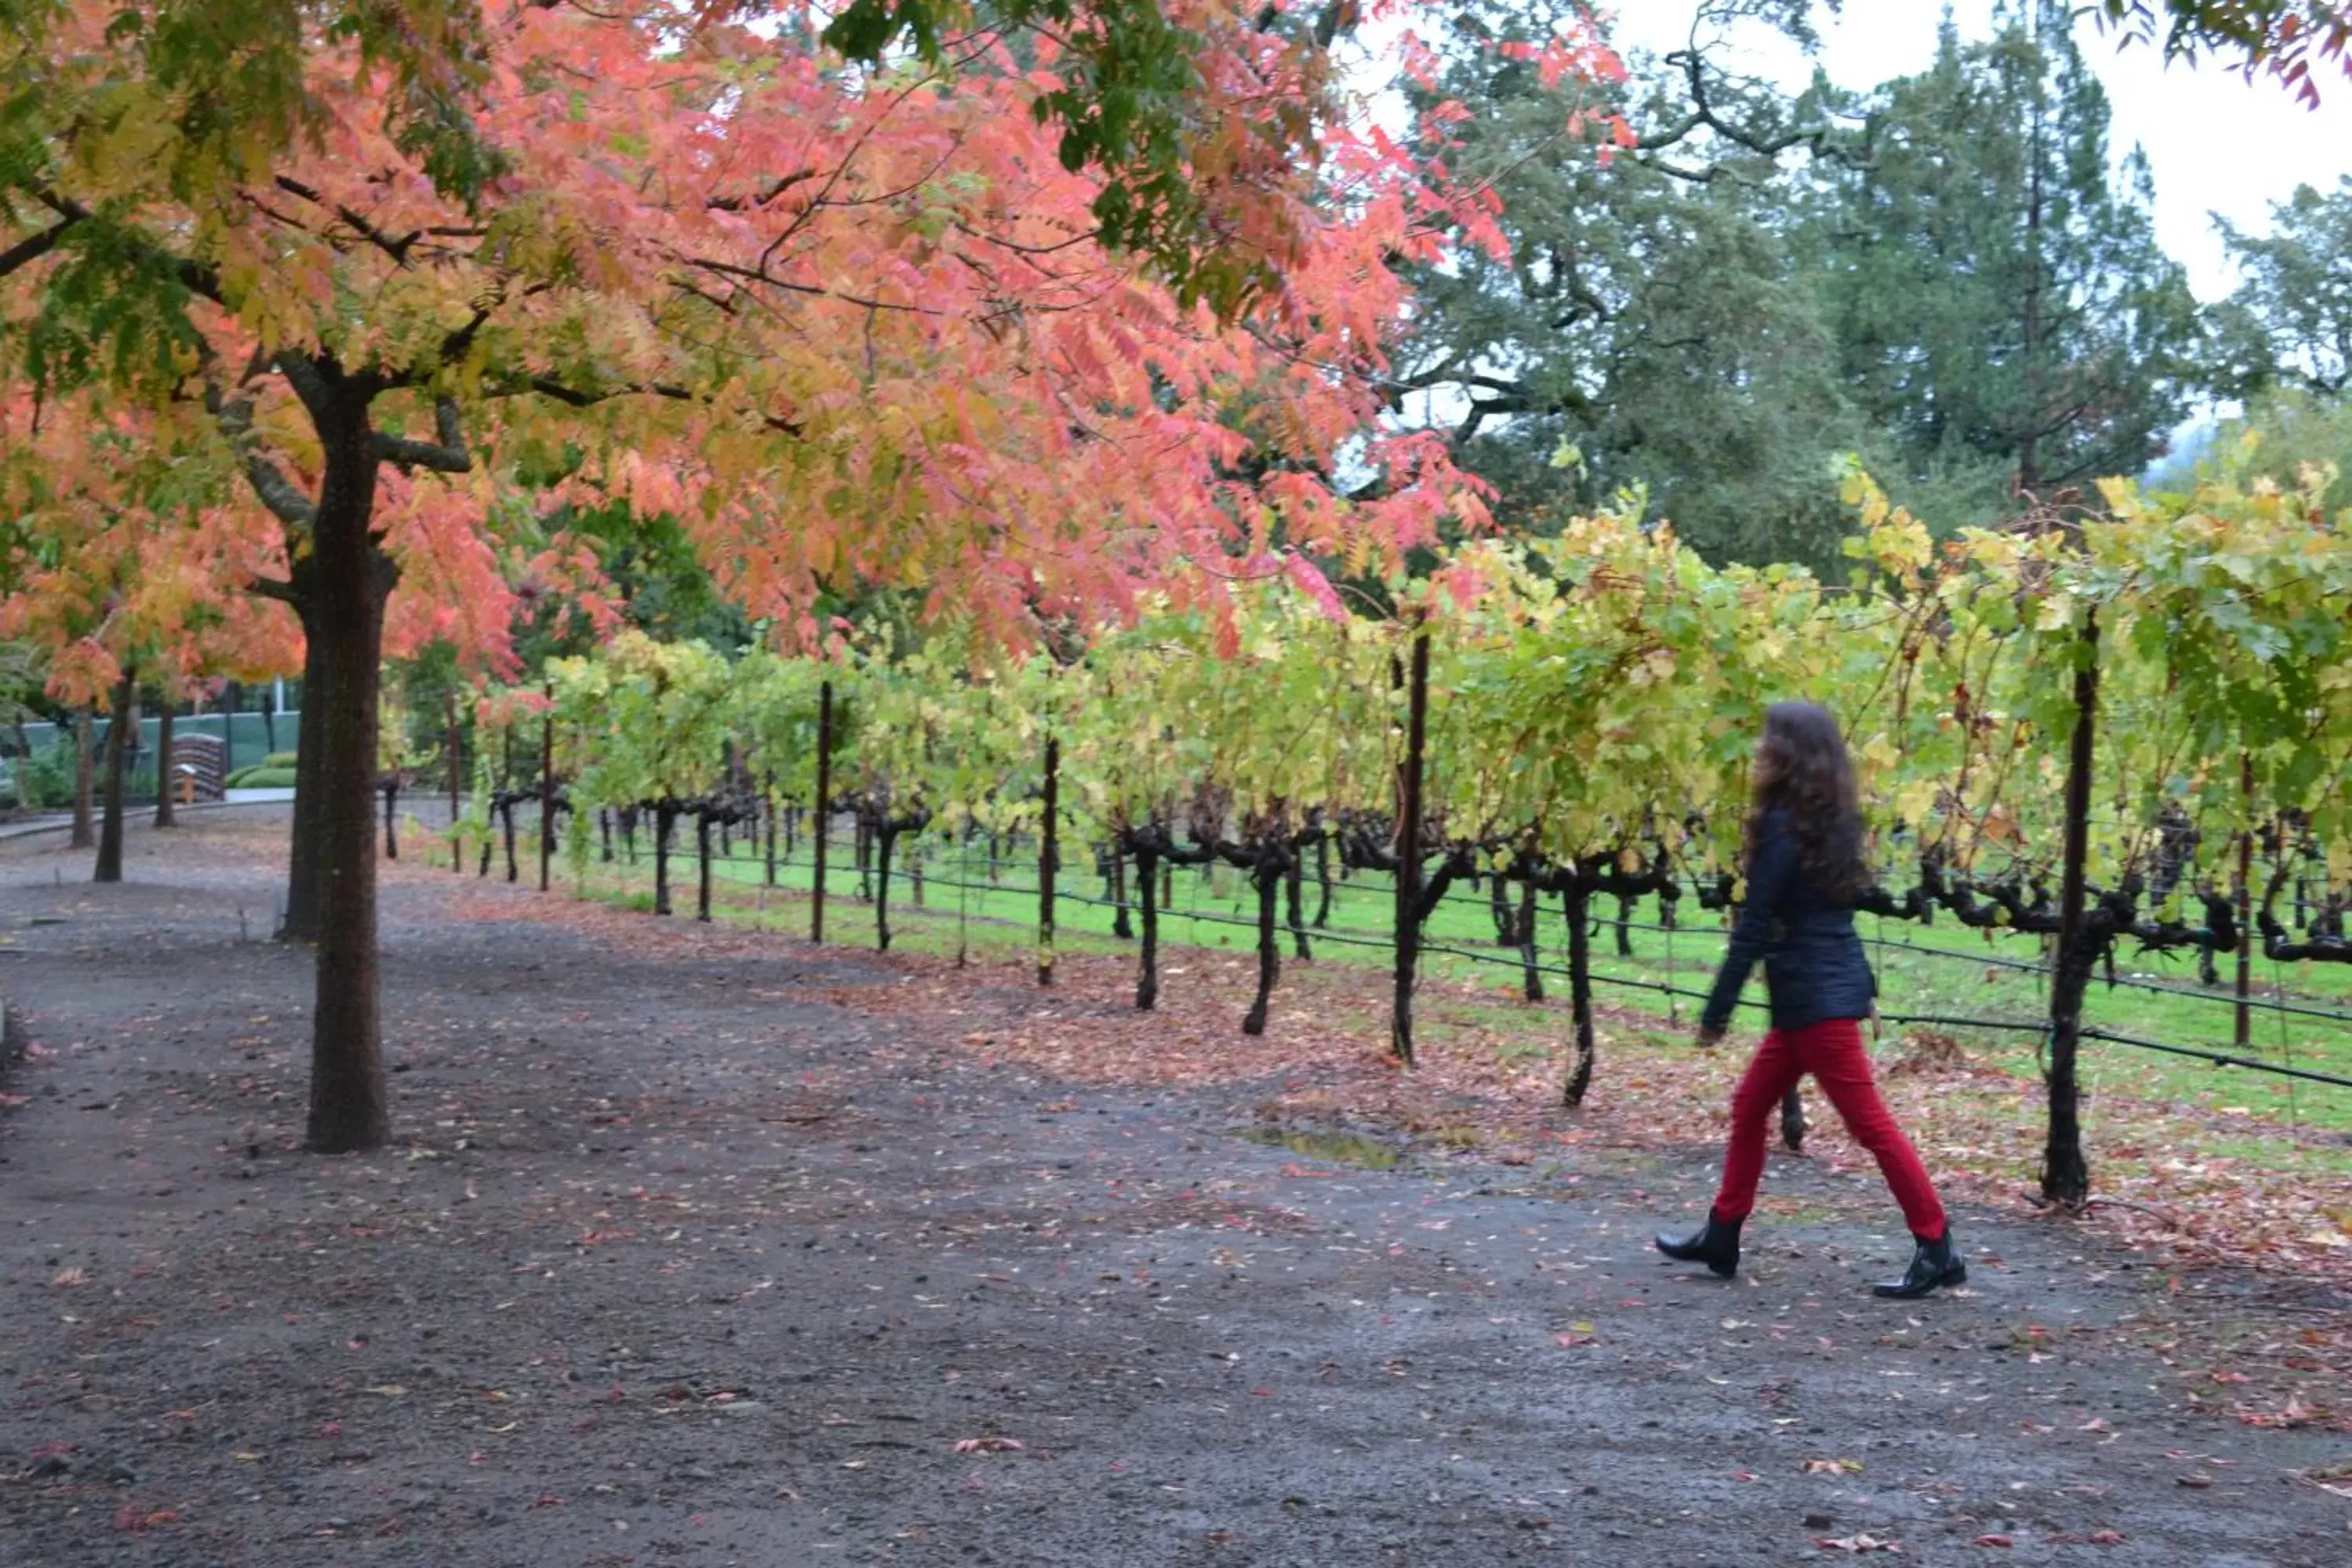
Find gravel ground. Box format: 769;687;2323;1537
1;811;2347;1567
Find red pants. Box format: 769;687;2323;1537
1712;1018;1947;1239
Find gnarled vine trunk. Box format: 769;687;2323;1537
652;801;678;916
1242;849;1283;1036
1134;847;1162;1010
1561;885;1596;1107
1516;875;1543;1002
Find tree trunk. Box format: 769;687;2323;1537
1613;892;1635;957
653;801;677;915
1516;874;1544;1002
697;810;713;922
445;686;463;873
93;665;137;883
477;830;494;877
539;691;554;893
383;779;399;860
855;814;873;902
1562;886;1596;1106
1490;871;1515;946
811;681;832;944
501;796;518;882
70;706;94;848
152;700;177;828
303;404;396;1155
874;819;896;952
284;611;328;938
1135;846;1162;1011
1037;735;1058;986
600;808;613;865
1243;851;1282;1036
2041;611;2100;1207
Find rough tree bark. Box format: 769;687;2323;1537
302;383;400;1156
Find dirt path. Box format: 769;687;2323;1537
2;814;2347;1566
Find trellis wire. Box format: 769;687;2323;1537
538;802;2352;1094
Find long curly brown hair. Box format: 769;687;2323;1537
1746;702;1868;904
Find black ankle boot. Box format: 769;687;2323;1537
1873;1229;1965;1299
1655;1210;1742;1278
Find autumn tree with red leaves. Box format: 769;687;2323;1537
0;0;1558;1152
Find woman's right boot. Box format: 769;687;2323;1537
1654;1210;1742;1278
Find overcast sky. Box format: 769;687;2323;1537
1595;1;2352;302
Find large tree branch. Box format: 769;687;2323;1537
495;374;804;438
273;176;420;265
1638;49;1875;177
706;168;821;213
370;396;471;472
0;215;78;281
271;351;339;423
33;190;226;305
205;386;319;530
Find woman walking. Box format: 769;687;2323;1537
1655;702;1964;1299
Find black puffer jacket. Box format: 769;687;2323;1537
1700;808;1876;1034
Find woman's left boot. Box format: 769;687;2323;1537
1873;1229;1965;1299
1654;1210;1742;1278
